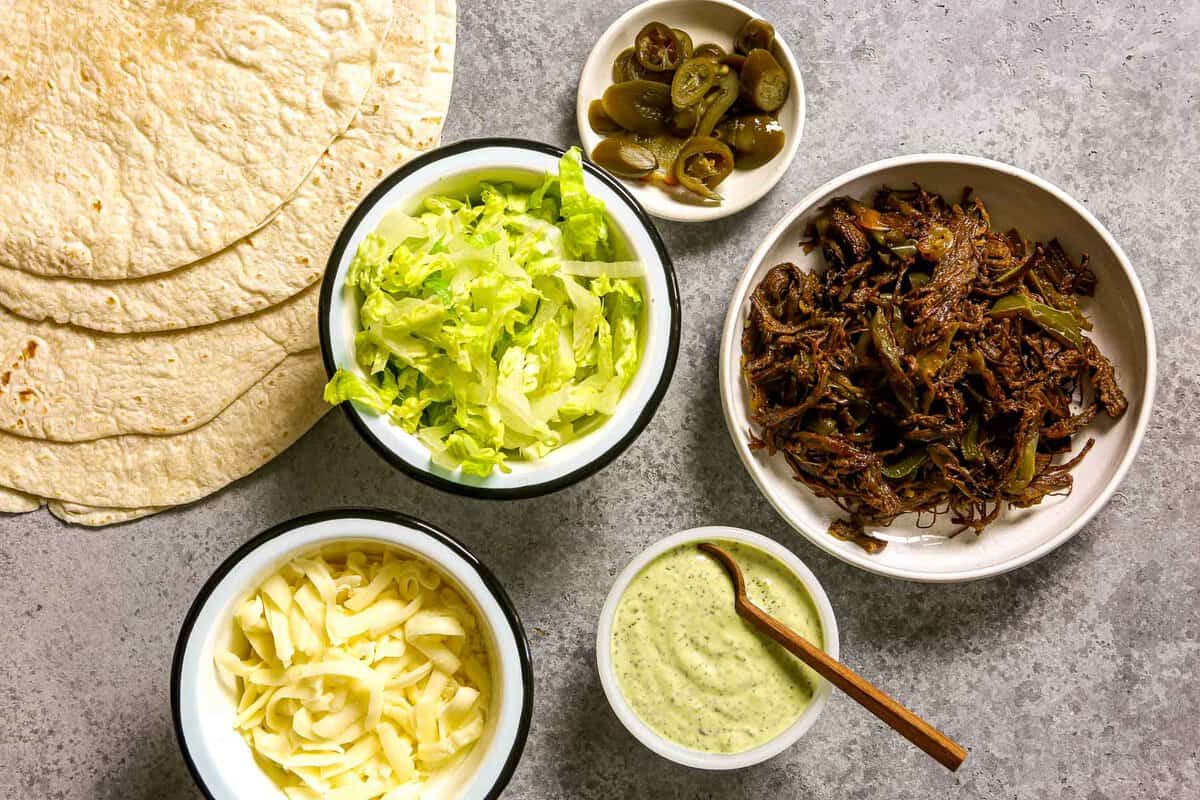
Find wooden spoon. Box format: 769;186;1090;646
698;542;967;771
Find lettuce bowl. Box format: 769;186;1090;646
319;139;679;498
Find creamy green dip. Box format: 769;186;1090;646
611;541;823;754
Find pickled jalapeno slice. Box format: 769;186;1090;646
674;136;735;199
591;137;658;178
739;48;790;112
601;80;673;133
672;28;694;59
614;46;671;83
667;106;700;138
588;99;623;135
714;114;786;169
670;57;719;108
635;21;684;71
696;68;740;137
734;18;775;54
692;42;726;60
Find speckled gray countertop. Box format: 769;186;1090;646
2;1;1197;798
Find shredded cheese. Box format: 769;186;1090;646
218;544;491;798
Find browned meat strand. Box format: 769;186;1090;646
741;187;1127;551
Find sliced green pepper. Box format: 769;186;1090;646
830;372;865;398
1002;427;1039;494
1031;271;1092;331
890;307;913;352
870;307;917;412
853;330;872;359
994;260;1028;284
849;400;871;427
882;449;929;479
846;199;891;231
916;323;957;380
807;415;838;435
962;414;983;462
918;224;954;261
990;293;1083;348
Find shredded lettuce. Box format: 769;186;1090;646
325;148;645;477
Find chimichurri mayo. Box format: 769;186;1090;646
611;541;823;753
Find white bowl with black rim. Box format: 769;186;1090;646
719;154;1157;583
172;509;533;800
319;138;680;499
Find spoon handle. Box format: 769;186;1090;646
735;599;967;771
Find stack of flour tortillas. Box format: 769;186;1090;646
0;0;455;525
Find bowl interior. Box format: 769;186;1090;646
719;157;1155;582
576;0;804;223
595;526;839;770
322;142;676;494
175;515;530;800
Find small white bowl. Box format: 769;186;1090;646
576;0;805;222
719;154;1157;583
172;509;533;800
595;526;839;769
319;138;680;499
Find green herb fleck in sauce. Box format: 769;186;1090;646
611;542;823;754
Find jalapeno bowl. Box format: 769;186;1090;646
719;154;1156;582
576;0;805;223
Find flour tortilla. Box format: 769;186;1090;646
0;488;159;526
0;486;40;513
0;0;458;525
0;0;452;442
0;0;449;332
0;350;329;508
0;0;393;280
48;502;162;527
0;486;163;524
0;285;318;441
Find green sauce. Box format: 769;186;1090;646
611;541;823;754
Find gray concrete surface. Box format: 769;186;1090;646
2;1;1197;798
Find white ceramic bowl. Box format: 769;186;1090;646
576;0;804;222
172;509;533;800
719;154;1157;583
319;138;680;499
595;526;839;769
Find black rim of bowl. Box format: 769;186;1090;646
170;507;535;800
317;137;681;500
